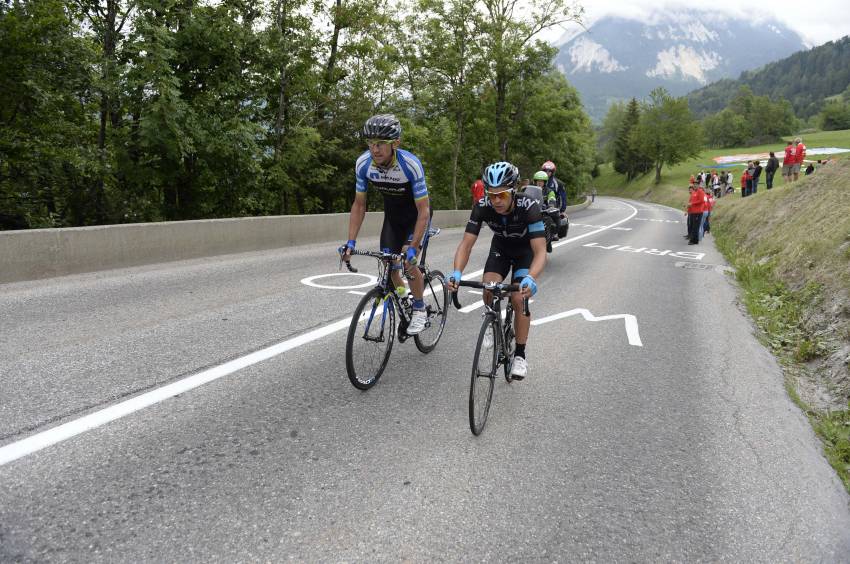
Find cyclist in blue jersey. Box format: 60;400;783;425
447;162;547;379
339;114;431;335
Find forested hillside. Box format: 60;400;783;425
687;35;850;119
0;0;595;229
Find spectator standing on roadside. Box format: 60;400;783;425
741;166;750;197
793;137;806;181
699;185;710;241
471;175;485;206
765;151;779;189
751;159;763;194
690;173;696;187
591;187;597;202
703;187;716;235
725;170;734;195
782;141;795;183
687;185;705;245
712;171;721;197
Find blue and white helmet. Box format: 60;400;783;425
483;161;519;189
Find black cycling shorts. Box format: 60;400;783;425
380;216;416;253
484;237;533;281
379;208;433;254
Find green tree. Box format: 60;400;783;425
478;0;582;159
633;88;702;184
819;100;850;130
598;100;626;162
0;0;97;228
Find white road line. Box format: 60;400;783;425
532;309;643;347
553;202;638;248
348;290;366;295
0;316;355;467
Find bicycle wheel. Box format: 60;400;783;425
469;315;498;435
414;269;449;353
345;287;395;390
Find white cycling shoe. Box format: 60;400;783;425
511;356;528;380
406;309;427;335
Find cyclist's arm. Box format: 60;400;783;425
452;231;478;273
409;196;430;251
347;191;367;242
528;237;546;280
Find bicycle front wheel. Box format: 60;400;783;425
414;269;449;353
345;287;395;390
469;316;498;435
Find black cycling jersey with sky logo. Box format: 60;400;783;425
465;195;545;241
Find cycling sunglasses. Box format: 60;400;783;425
485;188;515;202
365;138;395;147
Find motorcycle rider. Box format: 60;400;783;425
541;161;567;213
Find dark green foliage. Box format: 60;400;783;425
0;0;597;228
702;86;799;148
819;100;850;131
688;36;850;120
611;98;650;180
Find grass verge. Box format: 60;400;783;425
712;212;850;492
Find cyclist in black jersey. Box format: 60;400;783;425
339;114;431;335
447;161;547;379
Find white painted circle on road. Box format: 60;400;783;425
301;273;378;290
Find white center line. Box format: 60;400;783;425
0;316;354;467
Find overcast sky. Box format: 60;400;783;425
540;0;850;48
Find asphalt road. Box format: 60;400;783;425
2;197;849;562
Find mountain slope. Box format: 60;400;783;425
687;35;850;119
556;13;806;122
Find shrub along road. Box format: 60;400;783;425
1;198;849;560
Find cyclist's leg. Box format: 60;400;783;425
381;217;408;292
403;227;425;302
481;238;510;305
508;245;534;347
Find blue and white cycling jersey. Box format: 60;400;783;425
355;148;428;220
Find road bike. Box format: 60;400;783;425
341;229;448;390
452;280;529;435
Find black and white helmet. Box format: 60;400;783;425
362;114;401;140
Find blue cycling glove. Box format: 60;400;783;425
405;246;418;264
338;239;356;255
519;275;537;296
449;270;462;284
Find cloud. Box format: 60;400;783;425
545;0;850;48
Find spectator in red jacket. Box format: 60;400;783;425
793;137;806;182
470;176;484;206
782;141;795;183
740;167;750;197
686;185;705;245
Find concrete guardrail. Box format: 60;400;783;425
0;198;591;284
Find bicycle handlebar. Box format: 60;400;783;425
450;280;530;317
340;249;405;273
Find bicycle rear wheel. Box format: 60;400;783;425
345;287;395;390
469;316;498;435
414;269;449;353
